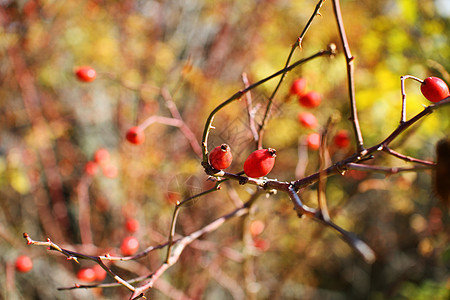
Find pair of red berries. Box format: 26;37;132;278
77;265;107;282
290;78;322;108
420;77;449;103
84;148;118;178
209;145;276;178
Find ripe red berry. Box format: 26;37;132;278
243;148;276;178
126;126;145;145
306;133;320;150
334;130;351;148
253;238;270;251
289;78;307;96
420;77;450;103
77;268;96;282
249;220;265;236
120;236;139;256
102;164;118;178
298;112;318;129
125;218;140;233
75;66;96;82
84;161;99;176
92;265;107;281
209;144;233;170
15;255;33;273
298;91;321;108
94;148;110;165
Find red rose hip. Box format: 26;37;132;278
120;236;139;256
126;126;145;145
243;148;276;178
15;255;33;273
306;133;320;150
334;130;350;148
298;112;318;129
209;144;233;170
289;78;307;96
420;77;450;103
93;148;110;165
84;161;99;176
125;218;140;233
77;268;96;282
75;66;96;82
92;265;107;281
298;91;321;108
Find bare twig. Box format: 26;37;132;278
257;0;327;149
332;0;365;152
241;72;259;143
400;75;423;123
160;87;203;157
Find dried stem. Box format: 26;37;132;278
257;0;327;148
242;72;260;143
400;75;423;123
160;87;203;157
332;0;365;152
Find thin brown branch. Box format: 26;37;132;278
241;72;259;143
383;146;436;166
332;0;365;152
160;87;203;157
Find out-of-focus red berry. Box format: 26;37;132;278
75;66;96;82
77;268;96;282
125;218;140;233
15;255;33;273
120;236;139;256
84;161;99;176
102;164;118;178
298;112;318;129
93;265;107;281
126;126;145;145
289;78;307;96
299;91;321;108
249;220;265;236
307;133;320;150
94;148;110;165
334;130;351;149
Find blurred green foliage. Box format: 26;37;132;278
0;0;449;299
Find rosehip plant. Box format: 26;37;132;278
18;1;450;300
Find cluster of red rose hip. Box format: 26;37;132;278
75;218;141;282
289;78;350;150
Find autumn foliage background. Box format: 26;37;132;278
1;0;449;299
